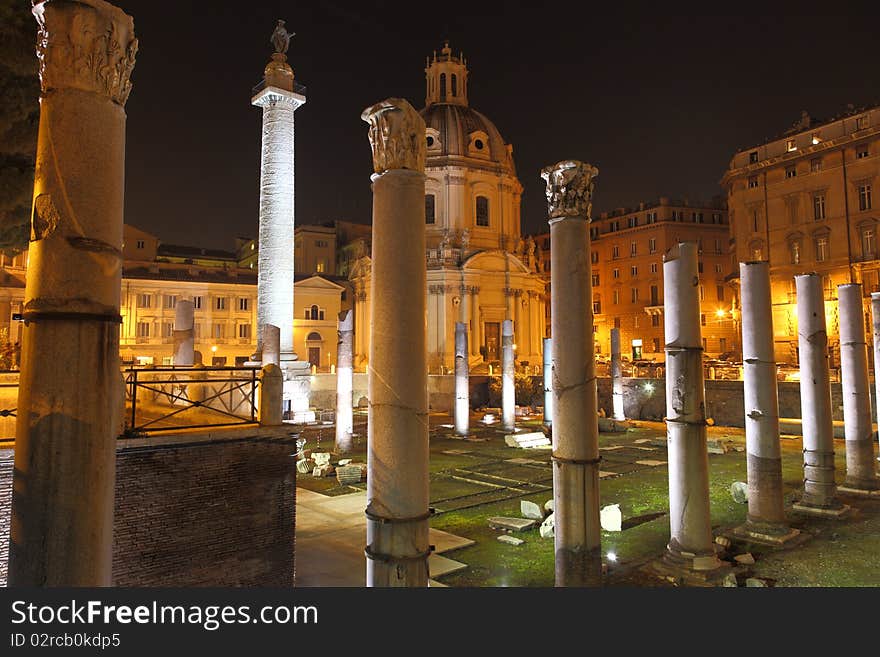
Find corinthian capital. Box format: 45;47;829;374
540;160;599;221
361;98;426;174
33;0;138;106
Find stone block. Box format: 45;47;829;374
497;535;524;546
520;500;545;520
488;516;538;532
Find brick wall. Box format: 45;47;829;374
0;432;296;587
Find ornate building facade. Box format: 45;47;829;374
723;104;880;364
349;43;547;372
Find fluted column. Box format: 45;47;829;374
838;284;879;493
252;39;305;366
10;0;137;586
663;242;720;571
793;273;847;515
542;160;601;586
362;99;429;587
735;261;795;541
336;309;354;453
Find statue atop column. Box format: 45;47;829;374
271;19;293;55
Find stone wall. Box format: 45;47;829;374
0;429;296;587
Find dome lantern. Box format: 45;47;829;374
425;41;468;108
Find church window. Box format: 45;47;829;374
451;74;458;97
426;194;436;224
426;136;435;147
476;196;489;226
475;139;484;150
310;305;319;320
440;73;446;100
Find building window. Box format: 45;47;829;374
651;314;660;328
862;228;876;259
857;148;869;160
813;194;826;220
612;245;620;259
136;322;150;338
316;259;326;273
810;158;822;173
786;139;797;152
192;296;202;310
650;262;658;274
857;116;869;130
451;73;457;97
715;263;723;273
713;239;721;254
717;285;725;301
425;194;436;224
591;274;600;286
163;294;177;309
136;240;145;249
315;240;328;248
650;285;659;305
238;298;249;311
614;317;621;329
309;305;319;320
612;268;620;279
701;313;707;326
785;166;797;178
749;150;759;163
652;337;660;352
628;216;637;228
162;322;173;338
630;241;637;256
790;241;800;264
699;285;705;301
859;184;873;211
747;175;758;189
648;238;656;254
815;236;829;262
612;289;619;305
215;297;226;311
475;196;489;226
213;323;225;339
591;251;599;263
630;265;638;277
238;324;252;339
592;300;601;314
631;288;639;303
440;72;446;99
136;294;151;308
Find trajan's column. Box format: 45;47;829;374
252;20;310;413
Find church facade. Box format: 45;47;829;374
350;43;548;373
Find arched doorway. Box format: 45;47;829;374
306;331;323;369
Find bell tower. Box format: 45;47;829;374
425;41;468;108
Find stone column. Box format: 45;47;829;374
735;261;795;541
355;289;367;367
262;323;280;367
872;292;880;464
838;284;879;494
362;99;429;587
172;299;194;366
543;337;553;426
793;274;847;515
252;36;305;366
459;284;469;326
336;309;354;453
541;160;601;586
502;319;515;431
9;0;136;586
514;290;523;354
662;242;720;571
454;322;469;436
610;327;625;421
259;363;283;426
473;287;482;357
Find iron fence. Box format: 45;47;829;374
123;365;261;436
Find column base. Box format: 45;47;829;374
730;523;802;546
837;484;880;497
649;546;735;587
791;500;851;517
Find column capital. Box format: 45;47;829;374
362;98;426;175
540;160;599;222
33;0;138;107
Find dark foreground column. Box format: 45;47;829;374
362;99;429;587
9;0;137;586
542;160;602;586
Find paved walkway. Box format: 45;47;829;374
295;487;473;587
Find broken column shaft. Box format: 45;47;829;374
543;337;553;426
610;327;625;421
502;319;515;431
872;292;880;464
663;242;719;570
336;309;354;453
793;273;844;513
542;160;601;586
454;321;469;436
737;261;792;538
362;99;429;587
9;0;137;586
837;284;879;493
172;299;194;366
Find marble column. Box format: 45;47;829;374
459;284;470;327
9;0;137;586
172;300;195;366
837;284;879;493
454;322;469;436
362;98;429;587
610;327;625;421
663;242;720;571
793;274;846;515
336;309;354;454
473;287;482;358
252;31;305;366
514;290;523;354
542;160;601;586
502;319;515;431
736;261;794;540
872;292;880;464
543;337;553;426
262;323;280;367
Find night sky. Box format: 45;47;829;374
110;2;877;250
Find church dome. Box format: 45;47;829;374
420;42;515;174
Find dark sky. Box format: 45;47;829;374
112;2;878;250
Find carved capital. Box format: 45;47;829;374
362;98;426;174
428;284;445;295
33;0;138;106
540;160;599;221
470;286;480;295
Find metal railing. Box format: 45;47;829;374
123;366;260;435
